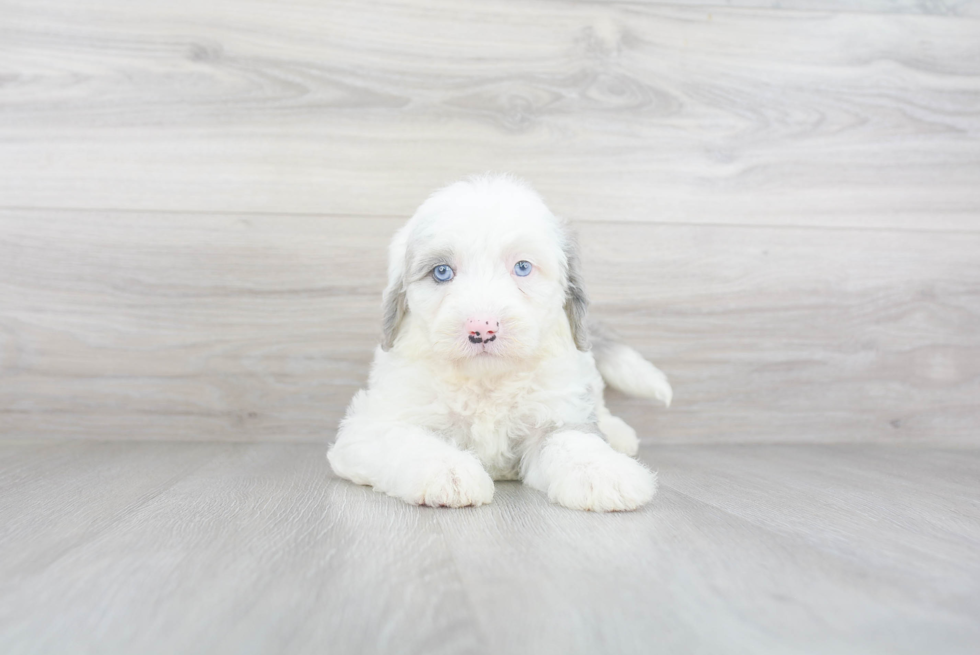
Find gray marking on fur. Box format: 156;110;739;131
587;318;620;359
561;227;591;351
380;281;407;351
381;239;413;351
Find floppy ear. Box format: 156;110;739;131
380;226;410;351
380;281;407;351
562;228;590;351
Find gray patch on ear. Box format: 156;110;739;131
563;229;591;351
380;279;407;351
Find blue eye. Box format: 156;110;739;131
514;260;532;277
432;264;454;282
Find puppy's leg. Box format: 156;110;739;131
521;430;656;512
328;421;494;508
589;367;640;456
596;405;640;456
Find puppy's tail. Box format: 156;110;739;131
590;321;673;407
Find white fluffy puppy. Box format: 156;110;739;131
328;175;672;512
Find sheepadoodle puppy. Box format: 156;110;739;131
328;175;672;511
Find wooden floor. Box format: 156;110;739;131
1;441;978;655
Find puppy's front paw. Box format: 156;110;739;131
548;452;656;512
415;454;495;508
598;415;640;456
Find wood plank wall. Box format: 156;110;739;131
1;0;978;443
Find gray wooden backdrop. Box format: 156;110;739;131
1;0;978;444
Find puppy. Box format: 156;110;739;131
327;175;672;511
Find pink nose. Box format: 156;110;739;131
466;317;500;343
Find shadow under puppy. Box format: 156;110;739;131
328;174;671;511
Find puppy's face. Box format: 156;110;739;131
382;176;587;367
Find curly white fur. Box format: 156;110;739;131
327;174;671;512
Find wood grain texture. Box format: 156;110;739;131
2;209;977;443
1;441;978;654
662;1;980;15
1;0;979;229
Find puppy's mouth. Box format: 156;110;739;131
463;334;502;357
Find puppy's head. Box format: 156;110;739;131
381;175;588;367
